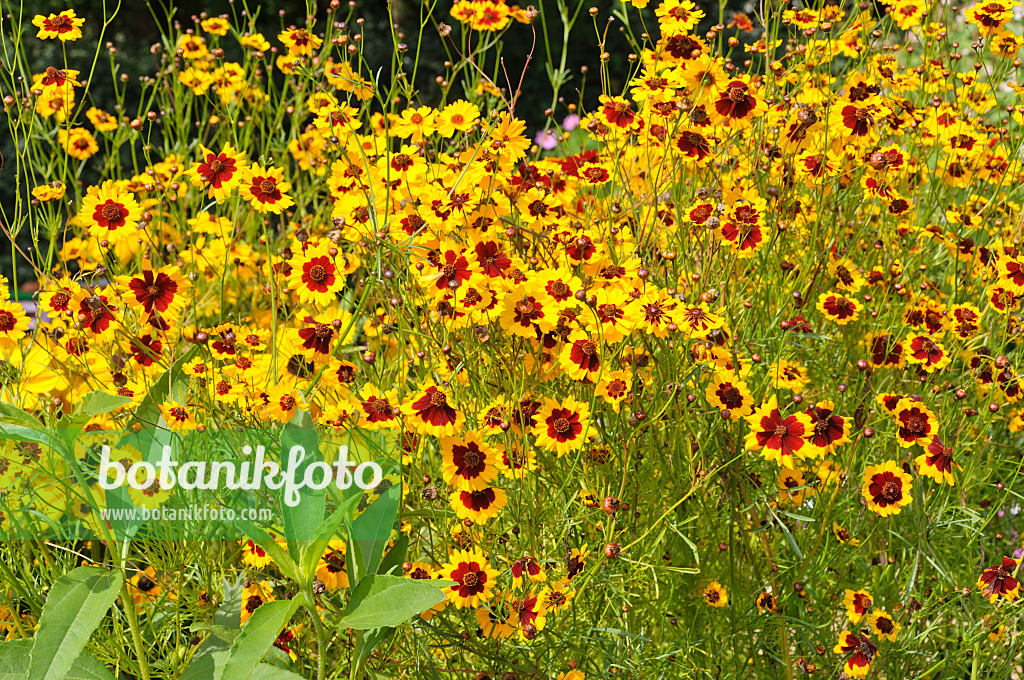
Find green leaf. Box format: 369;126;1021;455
340;574;453;630
0;403;42;429
377;535;408;576
28;567;123;680
298;493;363;583
77;391;132;417
190;623;241;645
235;519;303;585
279;411;324;547
346;485;400;586
181;653;304;680
0;641;117;680
217;599;299;680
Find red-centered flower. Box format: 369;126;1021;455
130;334;163;367
916;436;959;486
862;461;913;516
195;146;241;192
74;292;117;336
426;247;475;295
905;334;950;372
474;240;511;278
123;266;185;315
804;400;850;452
511;555;544;588
711;79;764;126
893;398;938;447
816;292;860;324
744;397;814;467
533;397;590;456
441;431;498;491
402;383;464;436
978;556;1020;602
444;550;496;608
833;630;876;678
866;333;903;367
450;486;507;523
302;256;338;295
599;96;637;129
838;104;874;137
559;333;602;380
675;130;712;161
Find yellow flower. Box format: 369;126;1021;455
33;10;85;41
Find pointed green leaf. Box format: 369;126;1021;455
339;574;453;630
217;599;299;680
27;567;123;680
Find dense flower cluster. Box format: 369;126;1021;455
3;0;1024;677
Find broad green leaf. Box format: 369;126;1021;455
0;641;117;680
190;623;240;644
346;485;400;585
27;567;123;680
181;653;303;680
235;519;303;585
217;600;299;680
77;391;132;417
299;493;362;582
377;534;408;576
0;403;42;429
279;410;324;547
340;574;453;630
355;626;395;671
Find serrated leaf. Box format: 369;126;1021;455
0;641;117;680
340;574;453;630
0;403;42;429
77;391;132;417
217;600;299;680
27;567;123;680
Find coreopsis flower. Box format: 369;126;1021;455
239;32;271;50
187;144;246;199
33;10;85;41
719;194;767;257
744;396;815;468
559;331;603;381
990;28;1024;58
833;630;875;678
778;467;810;506
498;284;558;338
702;580;728;607
356;384;400;430
176;34;208;60
31;181;66;202
127;567;162;606
889;0;929;29
705;373;754;418
867;610;900;642
948;303;982;340
421;244;477;297
977;557;1019;602
755;591;778;614
392;106;437;142
435;100;480;136
278;27;322;56
674;129;714;162
441;431;499;491
71;288;119;339
240;165;294;213
843;589;873;624
117;265;190;317
80;181;142;242
287;240;346;306
591;287;639;342
803;400;851;453
636;289;679;337
511;555;546;588
965;1;1014;35
904;334;951;373
577;161;613;186
915;437;959;485
828;100;883;145
159;401;200;430
241;540;276;568
241;580;274;624
200;17;229;35
893;398;938;448
864;332;904;368
676;302;724;338
597;95;639;131
402;382;465;436
816;292;861;325
289;311;354;359
832;523;860;546
0;301;30;348
59;127;98;160
595;370;633;413
441;549;499;609
495;442;537;479
476;600;516;639
264;385;301;422
709;77;767;128
655;0;705;32
533;396;590;456
316;540;350;589
450;486;507;523
861;461;913;517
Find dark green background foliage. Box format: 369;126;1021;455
1;0;733;286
